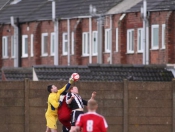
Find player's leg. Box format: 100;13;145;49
70;111;84;132
62;125;70;132
45;126;51;132
46;114;58;132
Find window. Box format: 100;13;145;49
22;35;28;57
162;24;166;49
137;28;143;52
71;32;74;55
62;33;68;55
82;32;89;56
105;29;111;52
2;36;8;58
151;25;159;49
50;32;55;56
116;28;118;52
31;34;34;57
11;36;15;58
41;33;48;56
92;31;98;55
127;29;134;53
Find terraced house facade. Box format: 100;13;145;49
0;0;175;68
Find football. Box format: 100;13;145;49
71;73;80;82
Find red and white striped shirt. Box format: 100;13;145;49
76;112;108;132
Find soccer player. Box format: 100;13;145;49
66;86;96;132
75;99;108;132
45;77;74;132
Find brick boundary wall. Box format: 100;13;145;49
0;79;175;132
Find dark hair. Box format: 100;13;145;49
47;85;53;93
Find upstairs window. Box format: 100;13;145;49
151;25;159;49
162;24;166;49
92;31;98;55
127;29;134;53
62;33;68;55
31;34;34;57
71;32;74;55
82;32;89;56
41;33;48;56
105;29;111;52
22;35;28;57
50;32;55;56
116;28;118;52
137;28;143;53
2;36;8;58
11;36;15;58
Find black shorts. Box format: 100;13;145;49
71;110;84;126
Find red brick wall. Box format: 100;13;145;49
125;12;143;64
1;25;14;67
166;11;174;63
0;11;174;67
113;14;121;64
150;11;169;64
40;21;54;65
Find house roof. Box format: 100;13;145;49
33;65;174;82
0;0;122;24
0;0;10;10
107;0;142;14
2;67;32;81
126;0;174;13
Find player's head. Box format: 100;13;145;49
47;85;58;93
87;99;98;111
70;86;79;94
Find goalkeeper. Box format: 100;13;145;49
45;76;74;132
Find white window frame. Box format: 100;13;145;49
92;31;98;56
71;32;74;55
62;33;68;55
162;24;166;49
82;32;89;56
41;33;48;56
31;34;34;57
127;29;134;53
11;36;15;58
137;28;143;53
50;32;55;56
151;25;159;50
22;35;28;57
116;28;118;52
2;36;8;58
105;29;111;53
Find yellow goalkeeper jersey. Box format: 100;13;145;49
46;84;66;116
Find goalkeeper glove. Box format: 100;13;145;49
69;76;74;84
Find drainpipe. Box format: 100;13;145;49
52;0;59;65
141;0;147;65
97;16;103;64
67;19;70;66
89;17;92;64
110;15;113;64
11;16;19;67
146;14;149;65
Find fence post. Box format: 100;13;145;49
123;79;128;132
24;78;30;132
172;79;175;132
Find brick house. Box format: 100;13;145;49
0;0;174;68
